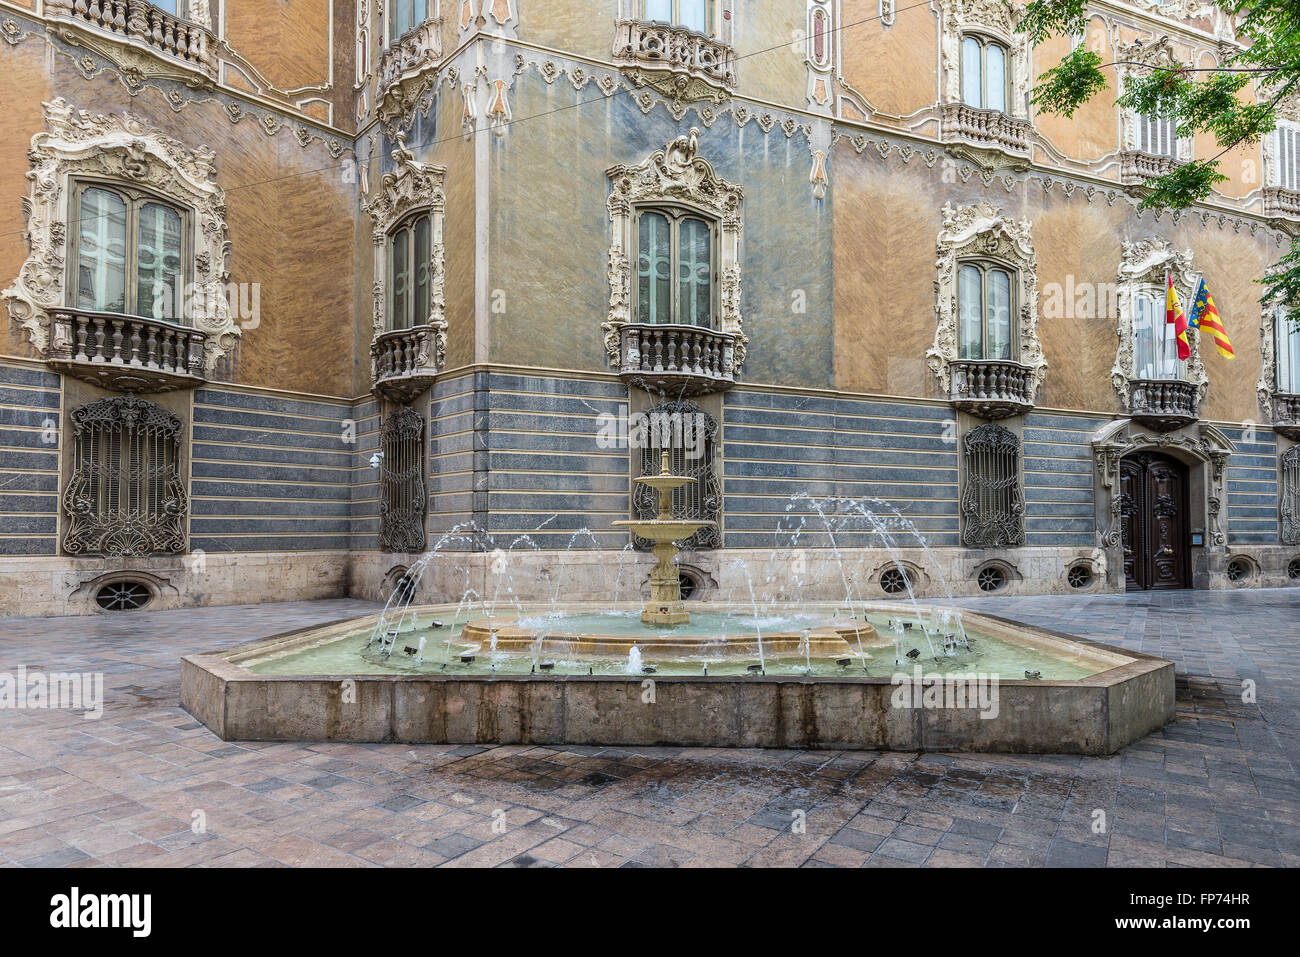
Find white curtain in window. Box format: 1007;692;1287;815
962;37;982;108
1134;290;1183;379
985;44;1006;113
958;264;983;359
679;0;707;32
986;268;1012;360
644;0;673;23
1278;307;1300;393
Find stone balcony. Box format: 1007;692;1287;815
375;18;442;125
45;308;207;392
371;325;441;403
1119;150;1181;188
1263;188;1300;234
45;0;217;84
612;19;737;105
948;359;1036;419
1129;378;1201;432
617;323;737;395
940;104;1032;171
1271;393;1300;441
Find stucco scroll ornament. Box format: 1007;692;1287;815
604;128;746;370
1111;238;1206;409
363;132;449;364
2;98;238;369
926;200;1046;396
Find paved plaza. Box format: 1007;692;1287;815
0;589;1297;868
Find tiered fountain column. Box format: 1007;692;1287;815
613;451;715;625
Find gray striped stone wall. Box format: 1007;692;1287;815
1219;424;1280;546
1022;412;1104;548
0;361;61;556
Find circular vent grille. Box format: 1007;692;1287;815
678;574;697;600
1226;558;1252;583
1067;565;1092;589
95;581;152;611
880;568;910;594
1289;558;1300;581
976;567;1006;593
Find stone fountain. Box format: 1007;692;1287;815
612;450;713;626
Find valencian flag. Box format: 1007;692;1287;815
1165;271;1192;361
1188;275;1235;359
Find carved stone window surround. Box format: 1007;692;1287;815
928;201;1045;411
605;128;745;386
2;98;238;379
364;133;447;402
1112;238;1207;416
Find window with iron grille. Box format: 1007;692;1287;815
633;400;720;550
960;422;1025;548
1282;446;1300;546
378;405;427;552
62;394;187;556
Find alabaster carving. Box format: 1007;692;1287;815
938;0;1031;118
1112;238;1206;409
363;132;448;366
928;200;1045;397
604;128;746;372
2;97;238;369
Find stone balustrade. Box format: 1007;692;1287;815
1263;187;1300;225
48;1;217;80
371;325;441;403
940;104;1031;164
1120;150;1180;187
949;359;1036;419
613;19;736;99
618;323;737;395
46;308;208;392
1129;378;1201;431
1272;392;1300;440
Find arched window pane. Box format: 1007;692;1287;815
137;202;182;321
78;188;127;314
958;265;983;359
679;0;707;32
986;44;1007;113
390;227;410;329
678;218;712;327
962;37;982;107
645;0;672;22
413;216;431;327
987;269;1012;359
638;212;672;324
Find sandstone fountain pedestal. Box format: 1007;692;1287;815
613;451;713;626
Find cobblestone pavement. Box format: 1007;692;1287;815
0;589;1296;868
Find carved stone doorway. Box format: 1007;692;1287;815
1120;451;1190;590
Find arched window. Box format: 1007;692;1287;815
957;261;1014;360
63;394;187;557
389;0;430;42
1133;287;1185;380
1277;307;1300;394
643;0;715;34
961;35;1008;112
1138;106;1178;158
635;208;715;327
387;212;433;330
72;182;186;322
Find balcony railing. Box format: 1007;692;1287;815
46;308;207;392
613;19;736;100
46;1;217;81
949;359;1036;419
1129;378;1201;431
371;325;441;403
1263;187;1300;224
617;323;737;395
1120;150;1180;188
1271;392;1300;440
941;105;1031;166
375;18;442;124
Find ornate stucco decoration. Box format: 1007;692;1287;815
363;132;448;396
44;0;218;91
1112;238;1206;410
928;201;1046;398
1092;419;1235;549
2;97;238;369
375;16;444;127
612;0;737;110
1129;0;1208;20
1258;297;1300;438
604;128;746;375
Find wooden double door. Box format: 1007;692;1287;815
1120;452;1191;591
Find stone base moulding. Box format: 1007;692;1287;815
180;612;1175;755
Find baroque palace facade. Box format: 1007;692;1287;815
1;0;1298;617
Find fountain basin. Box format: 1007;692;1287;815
180;601;1175;754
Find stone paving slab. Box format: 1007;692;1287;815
0;591;1297;867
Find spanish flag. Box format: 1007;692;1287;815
1166;272;1191;361
1188;276;1235;360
